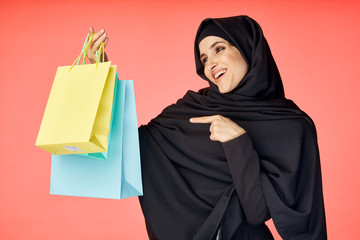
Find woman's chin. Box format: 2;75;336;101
218;86;232;94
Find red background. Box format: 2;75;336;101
1;0;359;239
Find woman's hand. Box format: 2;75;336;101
190;115;246;143
86;27;109;64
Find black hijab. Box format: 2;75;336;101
139;15;326;239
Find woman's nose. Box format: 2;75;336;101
207;59;217;71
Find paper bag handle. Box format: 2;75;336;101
69;33;105;71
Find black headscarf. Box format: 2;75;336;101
139;15;326;239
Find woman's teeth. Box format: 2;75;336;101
215;69;226;79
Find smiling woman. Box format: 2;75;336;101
199;36;248;93
86;15;327;240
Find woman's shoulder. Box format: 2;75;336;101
183;87;210;99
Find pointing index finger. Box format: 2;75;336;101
190;115;217;123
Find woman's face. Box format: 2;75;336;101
199;36;248;93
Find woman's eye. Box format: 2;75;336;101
215;46;225;53
201;58;208;64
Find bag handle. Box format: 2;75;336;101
69;33;105;71
74;33;89;66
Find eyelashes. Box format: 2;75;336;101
201;57;208;64
201;46;225;65
215;46;225;53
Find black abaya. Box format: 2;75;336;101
138;15;327;240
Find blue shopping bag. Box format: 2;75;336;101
50;79;143;199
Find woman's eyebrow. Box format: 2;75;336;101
200;41;226;59
209;41;226;49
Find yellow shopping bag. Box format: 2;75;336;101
36;35;117;155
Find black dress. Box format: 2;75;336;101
138;15;327;240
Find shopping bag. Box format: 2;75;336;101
36;35;116;156
76;73;119;160
50;79;143;199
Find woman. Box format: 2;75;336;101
87;15;327;240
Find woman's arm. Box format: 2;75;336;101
222;133;270;225
190;115;270;225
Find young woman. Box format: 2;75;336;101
87;15;327;240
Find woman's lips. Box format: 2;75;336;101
216;74;224;83
214;69;227;83
213;69;227;82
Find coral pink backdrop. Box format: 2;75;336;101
1;0;359;239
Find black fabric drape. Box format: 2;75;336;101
138;15;326;239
